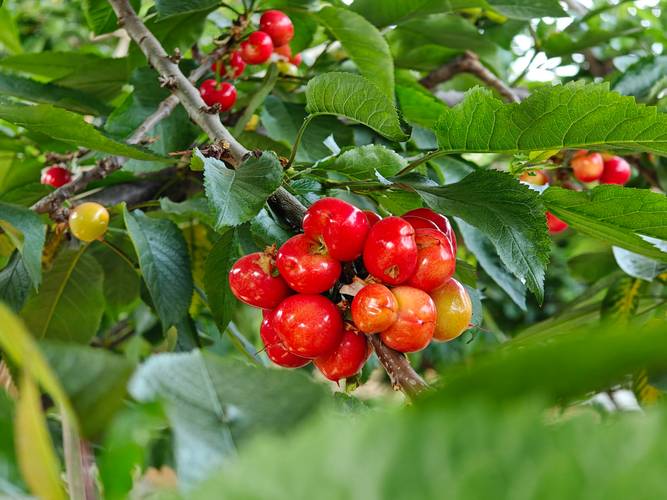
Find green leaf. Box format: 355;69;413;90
128;351;327;488
123;208;194;330
203;152;284;230
0;391;24;495
613;55;667;100
435;83;667;156
203;230;241;333
543;186;667;262
82;0;140;34
0;72;110;115
488;0;565;19
305;72;409;142
0;202;45;289
90;237;140;315
20;248;105;343
40;341;135;437
613;247;667;281
316;145;407;180
154;0;218;18
0;103;168;161
0;252;31;312
315;7;395;100
413;170;550;302
237;131;290;158
0;8;22;54
396;74;448;129
0;52;126;81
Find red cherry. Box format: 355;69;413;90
351;283;398;334
363;210;381;227
519;170;548;185
41;166;71;188
314;328;370;382
228;251;291;309
546;212;568;234
290;53;302;66
600;156;631;185
276;234;341;294
211;50;246;78
407;228;456;292
403;208;457;255
362;216;417;285
571;152;604;182
303;198;370;261
199;79;237;111
380;286;436;353
274;44;292;60
260;10;294;48
402;215;439;231
240;31;274;65
260;312;310;368
273;294;343;358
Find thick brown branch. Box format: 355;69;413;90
420;50;520;103
370;336;427;400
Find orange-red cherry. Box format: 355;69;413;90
403;208;457;255
380;286;436;353
314;328;370;382
546;211;568;234
351;283;398;334
407;228;456;292
571;152;604;182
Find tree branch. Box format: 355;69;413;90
420;50;520;103
369;336;427;400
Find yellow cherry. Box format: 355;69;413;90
68;202;109;242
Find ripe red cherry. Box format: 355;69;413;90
260;312;310;368
199;79;237;111
41;166;71;188
290;52;302;66
380;286;436;353
273;294;343;358
571;152;604;182
402;215;439;231
546;211;568;234
314;328;370;382
303;198;370;261
228;251;291;309
407;228;456;292
403;208;457;255
600;156;631;185
520;170;548;185
211;50;246;78
363;210;381;227
351;283;398;334
363;216;417;285
274;44;292;60
430;278;472;342
260;10;294;48
276;234;341;294
240;31;274;65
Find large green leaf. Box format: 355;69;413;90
203;229;241;333
315;7;394;100
543;186;667;262
305;72;409;142
0;52;127;81
412;170;550;301
20;248;105;343
435;83;667;156
128;351;327;488
396;73;448;129
0;8;22;55
0;202;45;289
203;152;284;230
123;208;194;329
154;0;218;18
0;103;167;161
0;252;31;312
0;72;110;115
90;237;140;315
315;145;407;180
613;55;667;100
82;0;140;34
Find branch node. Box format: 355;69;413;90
167;48;182;63
158;75;178;89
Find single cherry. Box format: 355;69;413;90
68;202;109;242
380;286;436;353
363;216;417;285
211;50;246;78
303;198;370;261
199;79;237;111
402;215;439;231
407;228;456;292
430;278;472;342
546;211;568;234
351;283;398;334
260;311;310;368
274;44;292;60
228;251;291;309
519;170;548;185
403;208;457;255
41;166;71;188
571;152;604;182
273;294;343;358
276;234;341;294
260;10;294;48
240;31;274;65
314;328;370;382
363;210;381;227
600;156;631;185
290;52;302;66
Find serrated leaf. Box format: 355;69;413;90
123;208;194;329
543;186;667;262
0;202;44;289
82;0;139;34
0;251;31;312
154;0;218;18
0;103;167;161
204;152;284;229
203;229;241;333
305;72;409;142
435;83;667;156
20;248;105;343
412;170;549;301
316;145;407;180
128;351;327;489
396;74;448;129
315;7;394;100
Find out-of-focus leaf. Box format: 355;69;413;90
0;8;22;54
613;56;667;100
154;0;218;18
613;247;667;281
0;391;24;495
0;202;44;289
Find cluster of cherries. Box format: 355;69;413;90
199;10;301;112
228;198;472;382
520;151;632;234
